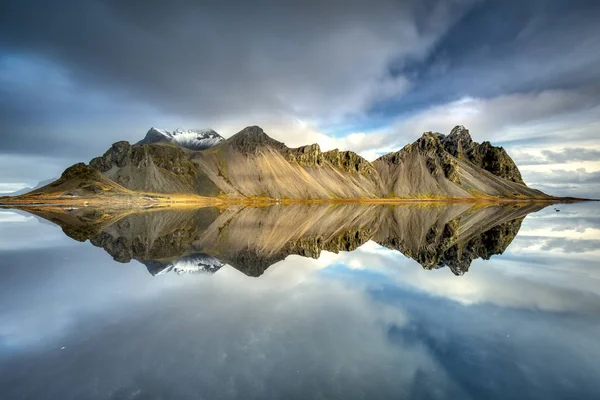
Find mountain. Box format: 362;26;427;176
439;125;524;183
3;163;176;206
86;125;383;199
3;178;56;196
137;127;224;150
193;126;383;199
372;129;545;199
18;202;546;277
3;124;553;202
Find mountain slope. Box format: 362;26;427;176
89;141;222;196
373;129;546;199
192;126;384;198
6;124;552;202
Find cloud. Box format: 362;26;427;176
386;0;600;111
514;148;600;166
0;154;71;188
525;168;600;185
0;0;473;124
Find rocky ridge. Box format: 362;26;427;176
12;124;550;201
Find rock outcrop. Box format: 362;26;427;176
90;141;221;195
373;128;545;198
440;125;524;184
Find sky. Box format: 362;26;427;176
0;0;599;197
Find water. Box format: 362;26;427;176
0;202;599;400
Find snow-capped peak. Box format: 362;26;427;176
138;127;224;150
149;127;171;137
143;253;225;276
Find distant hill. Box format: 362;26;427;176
3;178;56;196
5;125;550;202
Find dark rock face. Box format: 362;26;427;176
88;140;223;195
90;141;133;172
379;132;461;184
323;149;377;175
226;125;288;154
286;143;376;175
60;163;102;181
438;218;522;275
440;125;524;184
90;141;194;175
290;144;324;166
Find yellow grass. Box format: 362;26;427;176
0;190;586;209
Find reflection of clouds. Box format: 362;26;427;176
0;246;214;349
518;227;600;240
511;236;600;255
1;246;465;399
545;238;600;253
0;210;32;223
318;245;600;314
0;210;67;250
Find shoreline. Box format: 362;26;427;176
0;194;594;209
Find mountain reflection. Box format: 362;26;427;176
18;202;546;276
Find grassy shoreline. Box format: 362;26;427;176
0;193;592;209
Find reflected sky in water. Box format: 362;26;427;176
0;202;599;399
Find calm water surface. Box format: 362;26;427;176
0;202;599;399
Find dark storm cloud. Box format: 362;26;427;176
0;0;471;121
376;0;600;115
0;0;477;162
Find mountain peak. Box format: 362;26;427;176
138;127;223;150
438;126;525;184
447;125;472;142
227;126;287;153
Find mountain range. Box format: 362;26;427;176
1;125;551;203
